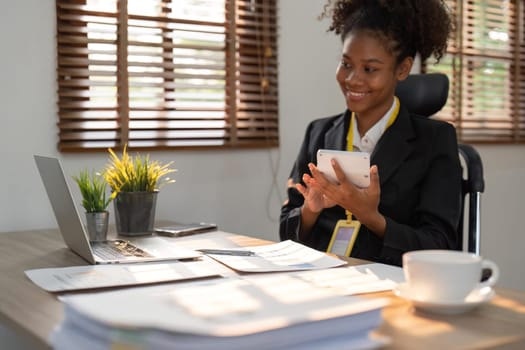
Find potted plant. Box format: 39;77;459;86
73;170;114;242
104;145;176;236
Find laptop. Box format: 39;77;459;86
34;155;201;264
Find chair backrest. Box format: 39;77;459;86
395;73;450;116
395;73;484;254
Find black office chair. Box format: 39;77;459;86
395;73;484;255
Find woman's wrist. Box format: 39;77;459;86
359;212;386;238
301;202;321;216
299;204;321;240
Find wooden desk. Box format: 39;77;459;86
1;229;524;350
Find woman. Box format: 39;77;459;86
279;0;462;266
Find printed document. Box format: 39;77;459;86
287;263;404;295
201;239;346;272
25;259;223;292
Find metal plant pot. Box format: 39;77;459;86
113;191;158;236
85;211;109;242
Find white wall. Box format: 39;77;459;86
1;0;524;295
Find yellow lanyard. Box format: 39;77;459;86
343;96;400;221
346;96;400;152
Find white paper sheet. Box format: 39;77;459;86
201;240;347;272
286;263;405;295
25;259;223;292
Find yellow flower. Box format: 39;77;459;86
104;145;176;193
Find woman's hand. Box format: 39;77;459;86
295;167;337;213
292;168;337;240
308;159;386;236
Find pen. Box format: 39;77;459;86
198;249;255;256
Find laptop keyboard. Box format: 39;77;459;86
92;240;154;260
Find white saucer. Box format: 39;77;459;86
394;283;495;315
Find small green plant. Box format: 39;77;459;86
104;145;176;193
73;170;114;213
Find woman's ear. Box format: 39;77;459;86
396;56;414;81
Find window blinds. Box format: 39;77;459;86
425;0;525;143
56;0;278;151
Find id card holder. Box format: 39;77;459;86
326;220;361;257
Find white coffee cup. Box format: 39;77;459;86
402;250;499;302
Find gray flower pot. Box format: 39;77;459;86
114;191;158;236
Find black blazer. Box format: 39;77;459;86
279;106;462;266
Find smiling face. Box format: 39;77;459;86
336;30;412;132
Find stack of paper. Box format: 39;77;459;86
51;274;389;350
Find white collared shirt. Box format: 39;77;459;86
352;98;397;153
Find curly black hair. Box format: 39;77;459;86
320;0;452;64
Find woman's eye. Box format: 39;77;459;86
340;60;351;69
364;67;377;73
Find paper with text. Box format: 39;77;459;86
25;259;223;292
287;263;405;295
202;240;347;272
